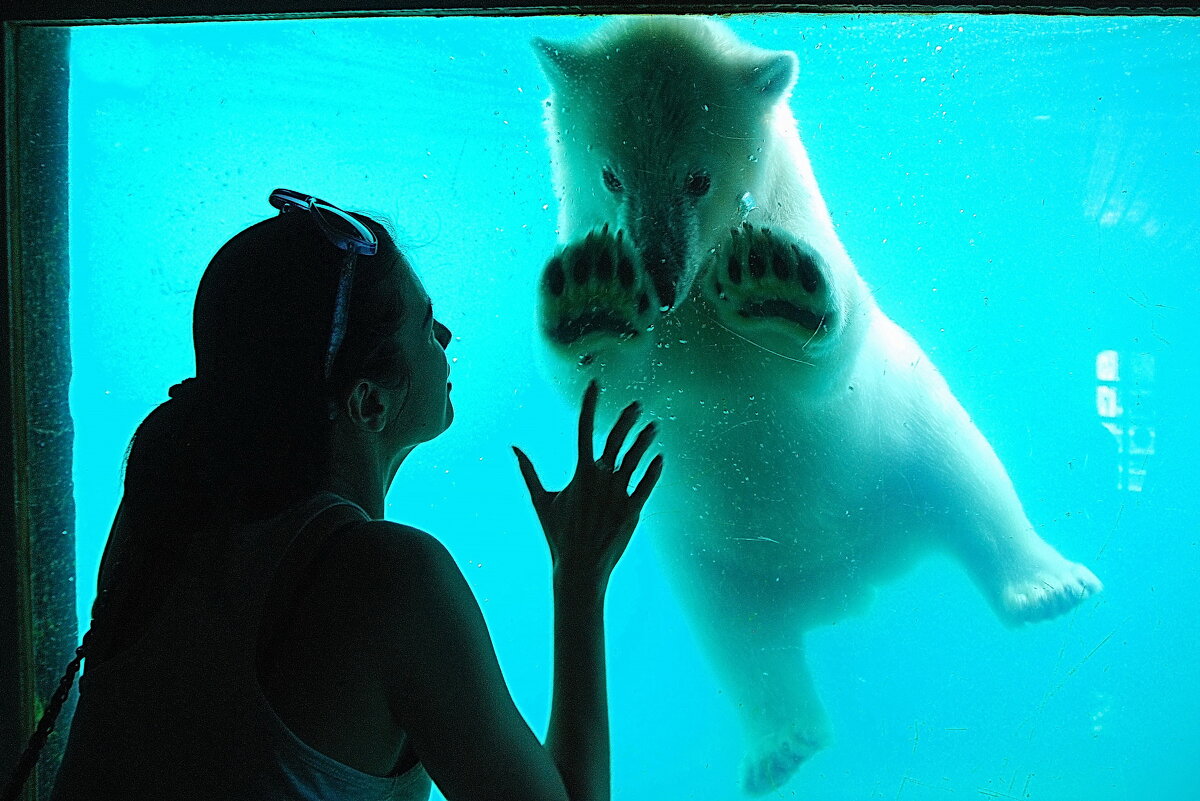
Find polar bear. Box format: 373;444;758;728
532;16;1102;795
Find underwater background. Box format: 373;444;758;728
66;13;1197;800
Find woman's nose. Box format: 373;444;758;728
435;321;452;348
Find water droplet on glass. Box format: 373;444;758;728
739;191;758;220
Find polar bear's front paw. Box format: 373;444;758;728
741;724;828;796
707;223;838;355
539;226;660;354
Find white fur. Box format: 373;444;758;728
532;17;1101;795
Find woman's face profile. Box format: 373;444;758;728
386;255;454;447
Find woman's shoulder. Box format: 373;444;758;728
334;517;441;551
319;519;465;605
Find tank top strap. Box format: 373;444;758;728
254;493;372;672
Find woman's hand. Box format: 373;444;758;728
513;379;664;586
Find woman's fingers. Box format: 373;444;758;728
512;446;547;507
576;379;600;467
600;400;642;467
568;380;662;519
630;453;665;509
616;422;658;483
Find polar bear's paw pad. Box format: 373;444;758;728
540;226;659;347
709;223;836;346
1000;559;1103;624
741;725;827;796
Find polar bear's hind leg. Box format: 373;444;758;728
661;546;833;796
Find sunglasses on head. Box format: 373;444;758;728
268;188;378;385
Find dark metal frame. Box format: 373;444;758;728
3;21;73;801
2;0;1194;22
1;1;1192;799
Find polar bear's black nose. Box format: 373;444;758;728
626;203;688;310
638;239;682;311
652;274;676;310
640;251;678;310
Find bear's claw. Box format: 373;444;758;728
539;227;659;348
706;223;837;353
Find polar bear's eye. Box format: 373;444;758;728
685;172;711;197
602;167;623;193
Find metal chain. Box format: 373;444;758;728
1;629;92;801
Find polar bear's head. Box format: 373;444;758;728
534;16;798;310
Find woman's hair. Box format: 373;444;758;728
0;208;415;801
134;210;407;522
104;209;410;645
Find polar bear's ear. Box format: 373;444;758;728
532;37;581;90
745;51;799;104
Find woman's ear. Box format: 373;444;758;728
346;380;389;433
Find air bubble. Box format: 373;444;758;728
738;191;758;220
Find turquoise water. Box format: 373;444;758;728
67;14;1198;800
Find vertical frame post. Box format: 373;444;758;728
2;23;76;801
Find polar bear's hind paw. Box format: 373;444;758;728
741;725;828;796
1000;559;1103;625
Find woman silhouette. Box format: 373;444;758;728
40;190;663;801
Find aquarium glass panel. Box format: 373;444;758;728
59;13;1199;800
